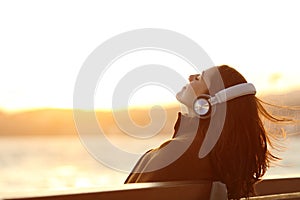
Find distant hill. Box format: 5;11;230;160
0;109;76;136
0;106;180;136
261;90;300;106
1;90;300;136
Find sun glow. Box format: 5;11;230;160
1;1;300;112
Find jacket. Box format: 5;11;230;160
125;112;215;183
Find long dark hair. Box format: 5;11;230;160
207;65;291;199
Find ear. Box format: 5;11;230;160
193;94;212;119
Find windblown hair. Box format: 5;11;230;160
207;65;291;199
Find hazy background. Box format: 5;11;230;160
1;0;300;112
1;0;300;198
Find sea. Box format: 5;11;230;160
0;135;300;198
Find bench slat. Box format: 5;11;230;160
2;178;300;200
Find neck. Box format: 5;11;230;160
185;107;197;118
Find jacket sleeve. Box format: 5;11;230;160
124;149;153;183
124;139;173;183
124;113;182;183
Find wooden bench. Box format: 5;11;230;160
2;181;213;200
2;178;300;200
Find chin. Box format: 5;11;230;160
175;93;182;103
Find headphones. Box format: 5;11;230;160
193;83;256;119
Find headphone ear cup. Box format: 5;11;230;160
193;95;212;119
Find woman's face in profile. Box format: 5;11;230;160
176;72;208;107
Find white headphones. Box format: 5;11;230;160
193;83;256;119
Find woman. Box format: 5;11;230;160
125;65;288;199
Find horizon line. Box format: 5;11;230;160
1;87;300;114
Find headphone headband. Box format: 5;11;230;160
210;83;256;105
193;83;256;118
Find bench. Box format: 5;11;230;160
2;178;300;200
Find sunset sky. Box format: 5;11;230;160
1;1;300;112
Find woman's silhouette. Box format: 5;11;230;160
125;65;290;199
